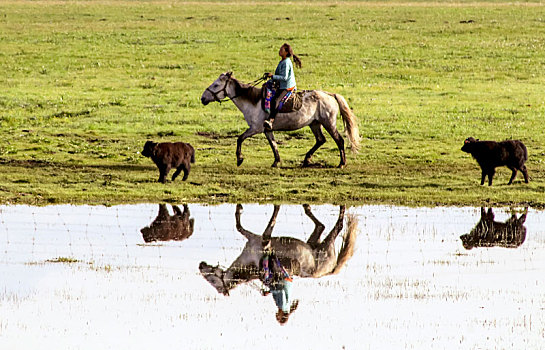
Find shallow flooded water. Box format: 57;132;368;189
0;203;543;349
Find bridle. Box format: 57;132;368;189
203;262;266;296
205;74;268;104
208;264;231;296
205;75;234;104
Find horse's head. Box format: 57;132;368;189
199;261;231;296
201;72;234;105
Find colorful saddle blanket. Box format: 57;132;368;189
262;81;304;113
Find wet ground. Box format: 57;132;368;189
1;204;543;349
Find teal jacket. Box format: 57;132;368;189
272;57;296;90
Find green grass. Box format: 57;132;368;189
1;1;545;207
46;257;80;264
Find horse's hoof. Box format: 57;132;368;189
338;164;345;169
302;161;311;168
237;158;244;167
271;162;279;168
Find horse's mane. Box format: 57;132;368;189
233;78;262;104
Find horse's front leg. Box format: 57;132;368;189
262;205;280;241
235;204;256;239
236;128;260;166
264;131;281;167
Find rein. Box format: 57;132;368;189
213;263;265;296
206;75;268;104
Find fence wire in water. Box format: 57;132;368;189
1;204;544;350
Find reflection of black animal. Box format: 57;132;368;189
460;207;527;250
141;204;194;243
461;137;529;186
142;140;195;183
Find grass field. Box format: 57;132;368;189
1;1;545;206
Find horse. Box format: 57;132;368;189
199;204;358;296
200;72;361;168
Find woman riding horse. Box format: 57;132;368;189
201;69;361;168
263;43;302;131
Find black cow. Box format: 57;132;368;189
141;204;194;243
461;137;529;186
460;207;527;250
142;141;195;183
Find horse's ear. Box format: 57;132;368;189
226;71;233;77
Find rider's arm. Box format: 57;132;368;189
272;59;289;82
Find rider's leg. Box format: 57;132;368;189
264;89;287;130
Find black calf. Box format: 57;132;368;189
461;137;529;186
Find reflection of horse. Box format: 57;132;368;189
460;207;528;250
199;204;358;296
140;204;194;243
201;72;360;168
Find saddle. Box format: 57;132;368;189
261;85;304;113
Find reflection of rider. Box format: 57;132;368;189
260;240;299;325
263;43;302;131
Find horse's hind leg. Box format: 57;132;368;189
318;205;346;249
303;122;326;167
322;123;346;168
303;204;325;248
313;205;346;274
264;131;281;167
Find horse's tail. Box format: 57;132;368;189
330;213;358;275
333;94;361;153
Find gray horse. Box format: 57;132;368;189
200;72;360;168
199;204;358;296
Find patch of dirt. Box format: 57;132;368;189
49;110;91;118
196;131;235;140
301;162;333;169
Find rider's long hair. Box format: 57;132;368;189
282;43;302;68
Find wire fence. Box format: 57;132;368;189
1;204;544;350
0;203;351;270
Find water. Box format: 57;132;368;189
0;204;543;349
